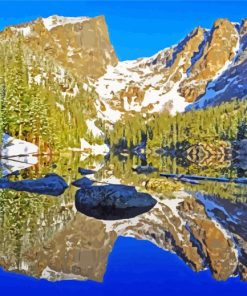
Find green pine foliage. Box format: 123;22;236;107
108;99;247;150
0;39;100;152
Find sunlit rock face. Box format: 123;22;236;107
180;19;239;102
22;214;117;282
0;16;246;124
94;18;246;121
1;15;118;79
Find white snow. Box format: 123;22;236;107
82;83;90;92
94;52;190;122
67;46;74;57
56;102;65;111
1;134;38;157
42;15;90;31
95;98;122;122
100;175;122;185
11;26;31;37
0;155;38;176
189;76;237;109
159;197;185;218
34;74;42;84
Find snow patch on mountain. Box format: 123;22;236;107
11;26;32;37
95;99;122;123
94;56;189;122
42;16;90;31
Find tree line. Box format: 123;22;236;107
0;38;101;152
107;99;247;150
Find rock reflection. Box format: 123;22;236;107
0;153;246;283
23;214;117;282
0;188;246;282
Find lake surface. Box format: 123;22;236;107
0;152;246;295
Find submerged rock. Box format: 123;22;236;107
75;183;157;220
146;178;183;194
78;168;96;175
0;173;68;196
132;165;158;174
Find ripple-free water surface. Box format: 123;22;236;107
0;153;246;295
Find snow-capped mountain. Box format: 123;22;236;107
94;18;247;121
1;16;247;126
3;15;117;80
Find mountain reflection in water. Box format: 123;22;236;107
0;153;246;287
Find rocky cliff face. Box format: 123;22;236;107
0;15;119;149
1;16;246;126
94;18;247;121
1;15;118;80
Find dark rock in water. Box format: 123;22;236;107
75;183;157;220
233;158;247;171
72;177;95;188
78;168;96;175
155;148;166;155
0;173;68;196
132;165;158;174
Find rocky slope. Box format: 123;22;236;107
1;16;247;136
94;18;247;121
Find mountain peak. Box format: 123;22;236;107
41;15;90;31
0;14;118;79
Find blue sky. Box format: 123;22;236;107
0;1;246;60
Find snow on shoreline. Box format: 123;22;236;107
1;134;38;157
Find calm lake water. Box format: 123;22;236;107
0;152;246;295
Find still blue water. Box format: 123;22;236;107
0;237;246;296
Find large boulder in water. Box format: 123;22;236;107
0;173;68;196
75;183;157;220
